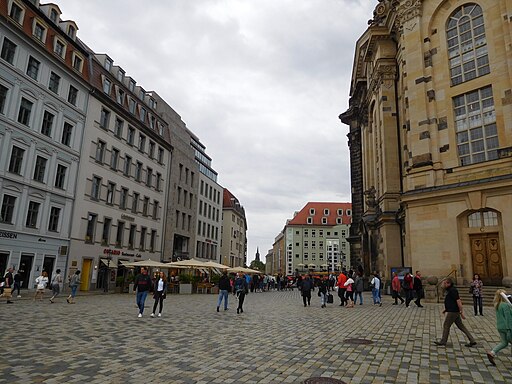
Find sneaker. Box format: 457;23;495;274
150;313;155;318
158;313;161;317
17;295;21;298
465;341;477;347
487;352;496;366
138;313;142;318
224;308;228;311
216;306;219;312
6;301;14;304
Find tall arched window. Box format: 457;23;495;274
446;4;489;86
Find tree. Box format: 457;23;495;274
250;260;265;272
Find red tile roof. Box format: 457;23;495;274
287;202;352;226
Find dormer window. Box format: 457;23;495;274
33;21;47;43
139;89;145;100
129;80;136;92
116;88;125;105
72;53;83;73
129;98;136;114
50;9;59;23
103;78;112;94
337;209;343;216
9;2;24;24
67;25;76;39
307;217;313;224
322;217;328;224
324;209;329;215
309;208;315;215
53;38;66;59
104;58;112;71
117;69;125;82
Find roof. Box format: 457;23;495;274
287;202;352;226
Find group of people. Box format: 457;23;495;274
390;271;424;307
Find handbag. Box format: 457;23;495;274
327;293;334;304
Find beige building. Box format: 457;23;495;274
220;188;247;267
340;0;512;285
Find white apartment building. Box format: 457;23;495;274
0;1;89;286
220;188;247;267
67;53;172;291
192;135;222;261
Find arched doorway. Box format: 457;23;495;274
468;210;503;285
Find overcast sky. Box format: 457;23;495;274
62;0;375;264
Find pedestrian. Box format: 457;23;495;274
486;290;512;366
216;270;230;312
67;270;81;304
391;272;405;305
318;278;328;308
434;278;477;347
234;273;248;314
300;275;313;307
413;271;424;308
34;271;48;301
49;269;63;303
344;275;355;307
470;273;484;316
403;272;414;307
1;267;14;304
133;267;152;317
354;272;364;305
336;270;347;306
12;270;21;298
370;272;382;306
150;271;167;318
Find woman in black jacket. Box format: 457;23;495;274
151;271;168;318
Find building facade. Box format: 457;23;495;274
68;54;172;291
151;92;198;262
284;202;352;276
220;188;247;267
340;0;512;285
0;0;89;286
191;134;222;261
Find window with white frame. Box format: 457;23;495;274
67;85;78;106
309;208;315;215
26;56;40;80
72;53;83;73
1;38;17;65
53;38;66;59
114;118;123;138
48;207;60;232
468;210;498;227
95;140;106;163
54;164;67;189
104;58;112;71
33;156;47;182
9;2;24;24
447;4;489;86
454;86;498;166
103;78;112;94
25;201;40;228
100;108;110;129
33;20;47;43
322;217;327;224
8;146;25;174
307;217;312;224
110;148;119;170
18;97;33;126
91;176;101;200
1;194;17;223
48;72;60;94
106;182;115;205
61;122;73;146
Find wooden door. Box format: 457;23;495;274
80;259;92;291
470;233;502;285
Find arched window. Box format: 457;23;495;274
468;210;498;227
446;4;489;86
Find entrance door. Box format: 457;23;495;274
19;254;34;289
43;256;55;284
471;233;503;285
80;259;92;291
0;252;8;278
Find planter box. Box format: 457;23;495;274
180;283;192;294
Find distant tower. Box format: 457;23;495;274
255;247;260;262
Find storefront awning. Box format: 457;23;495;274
100;258;117;268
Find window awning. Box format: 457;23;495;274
100;258;117;268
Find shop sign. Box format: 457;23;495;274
103;248;121;255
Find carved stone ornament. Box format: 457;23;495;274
397;0;423;25
364;186;378;208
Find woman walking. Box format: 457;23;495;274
49;269;63;303
234;273;248;314
34;271;48;301
486;290;512;366
471;273;484;316
67;270;80;304
318;278;328;308
354;272;364;305
151;271;168;318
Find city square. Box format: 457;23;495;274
1;290;511;384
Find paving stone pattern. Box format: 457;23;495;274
0;290;511;383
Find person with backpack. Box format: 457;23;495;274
370;272;382;306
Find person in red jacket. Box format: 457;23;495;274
403;272;414;307
336;270;347;306
391;272;404;305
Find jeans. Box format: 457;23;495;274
152;291;165;314
217;289;229;310
13;282;21;296
236;291;246;311
320;292;326;306
492;330;511;355
354;291;363;304
405;290;414;306
136;290;149;314
338;288;346;305
71;285;78;298
473;295;483;315
440;312;475;344
302;290;311;306
372;288;381;304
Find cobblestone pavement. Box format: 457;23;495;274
1;290;511;384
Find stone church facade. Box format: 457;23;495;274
340;0;512;285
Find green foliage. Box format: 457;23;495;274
179;274;192;283
250;260;265;272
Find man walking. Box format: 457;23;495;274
133;267;152;318
434;278;476;347
336;270;347;306
413;270;424;307
391;272;404;305
371;272;382;306
216;271;230;312
301;275;314;307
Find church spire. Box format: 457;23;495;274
255;247;260;262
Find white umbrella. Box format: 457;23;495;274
123;259;171;268
166;258;208;268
